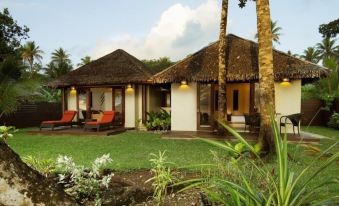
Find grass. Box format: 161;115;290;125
302;126;339;138
7;129;223;170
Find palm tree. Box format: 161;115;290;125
0;57;38;118
21;41;44;74
51;48;71;65
255;20;282;44
77;56;91;67
316;38;339;60
300;47;321;63
218;0;229;125
255;0;276;153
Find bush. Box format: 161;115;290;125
327;112;339;129
180;114;339;205
22;155;55;176
145;109;171;131
56;154;113;205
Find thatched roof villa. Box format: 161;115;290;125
50;34;328;133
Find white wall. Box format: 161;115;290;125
125;85;136;128
275;80;301;133
90;88;112;111
171;82;197;131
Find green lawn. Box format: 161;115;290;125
7;130;223;170
302;126;339;138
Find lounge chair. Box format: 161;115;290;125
84;111;115;132
40;110;76;131
280;113;302;135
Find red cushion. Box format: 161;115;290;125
42;120;63;124
41;110;76;124
99;111;115;123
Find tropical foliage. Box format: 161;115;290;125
316;38;339;60
327;112;339;129
145;109;171;131
0;126;17;141
255;20;282;44
181;116;339;205
300;47;321;63
22;155;55;176
44;48;73;79
142;57;174;73
77;56;91;67
319;18;339;38
21;41;44;75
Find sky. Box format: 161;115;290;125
1;0;338;66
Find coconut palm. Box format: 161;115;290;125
218;0;229;124
255;20;282;44
255;0;276;152
77;56;91;67
51;48;71;65
300;47;322;63
316;38;339;59
21;41;44;74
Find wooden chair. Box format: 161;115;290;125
40;110;76;130
84;111;115;132
280;113;302;135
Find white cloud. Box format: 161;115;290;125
91;0;220;61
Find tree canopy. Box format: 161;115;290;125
319;18;339;38
142;57;174;73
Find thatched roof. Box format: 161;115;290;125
50;49;154;88
152;34;329;83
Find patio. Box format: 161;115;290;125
29;126;127;136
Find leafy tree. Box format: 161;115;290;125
319;18;339;38
316;38;339;60
21;41;44;75
142;57;174;73
0;8;29;60
255;20;282;44
77;56;91;67
300;47;321;63
287;50;299;57
44;48;73;79
0;57;38;118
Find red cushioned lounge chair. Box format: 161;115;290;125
84;111;115;132
40;110;77;131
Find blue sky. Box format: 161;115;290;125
2;0;338;66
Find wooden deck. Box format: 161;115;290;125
28;126;127;136
161;131;320;143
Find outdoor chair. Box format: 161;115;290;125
84;111;115;132
40;110;76;131
279;113;302;135
244;113;260;133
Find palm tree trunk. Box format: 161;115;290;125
256;0;275;153
218;0;229;127
0;140;77;205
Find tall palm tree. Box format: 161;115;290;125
255;20;282;44
256;0;275;153
218;0;229;125
316;38;339;60
77;56;91;67
21;41;44;74
300;47;321;63
51;48;71;65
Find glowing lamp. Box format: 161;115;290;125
180;80;188;85
280;78;291;86
70;86;77;94
126;84;134;92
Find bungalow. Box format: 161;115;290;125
50;34;328;133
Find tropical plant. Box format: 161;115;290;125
300;47;321;63
146;151;175;205
316;38;339;60
21;41;44;75
51;48;71;65
145;109;171;131
22;155;55;176
44;48;73;79
217;0;229;126
0;126;17;141
56;154;113;205
327;112;339;129
39;88;61;102
77;56;91;67
0;57;39;118
255;20;282;44
180;115;339;205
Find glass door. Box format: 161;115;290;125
112;87;125;126
198;84;213;130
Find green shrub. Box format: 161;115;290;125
145;109;171;131
22;155;55;176
0;126;17;141
180;114;339;205
327;112;339;129
146;151;175;205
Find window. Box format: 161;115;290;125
233;90;239;111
